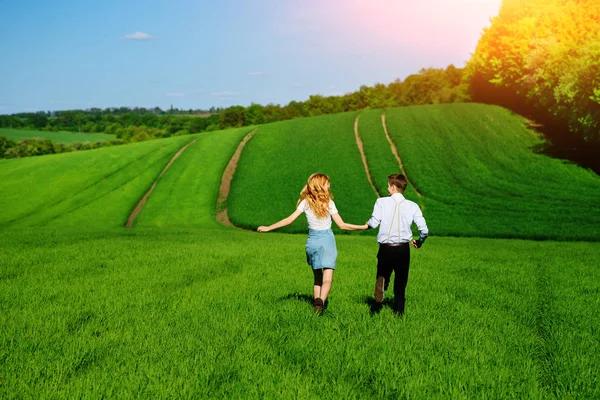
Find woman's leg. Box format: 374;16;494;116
313;284;321;300
319;268;334;302
313;268;323;300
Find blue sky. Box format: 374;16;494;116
0;0;502;114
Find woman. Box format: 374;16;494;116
257;173;368;314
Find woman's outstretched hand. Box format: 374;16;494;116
257;226;270;232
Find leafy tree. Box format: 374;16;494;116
282;101;309;119
262;104;284;123
0;136;16;156
465;0;600;142
245;104;265;125
188;117;208;133
219;106;246;129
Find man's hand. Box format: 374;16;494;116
411;240;422;249
257;226;270;232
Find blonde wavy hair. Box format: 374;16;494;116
297;173;333;219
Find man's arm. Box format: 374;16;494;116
411;207;428;248
366;199;383;229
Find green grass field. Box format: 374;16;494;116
0;104;599;398
0;229;598;398
0;135;194;229
0;128;116;143
380;104;600;240
357;109;420;203
134;127;254;228
228;113;377;233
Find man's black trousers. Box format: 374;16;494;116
376;243;410;314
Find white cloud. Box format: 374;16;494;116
166;92;185;97
122;31;155;40
211;91;239;97
248;72;266;76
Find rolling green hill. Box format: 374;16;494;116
1;104;598;241
228;112;377;233
0;135;195;229
134;127;254;228
357;109;421;203
226;103;599;240
380;103;600;240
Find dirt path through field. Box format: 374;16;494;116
354;115;380;197
381;114;425;207
216;129;257;227
124;137;201;228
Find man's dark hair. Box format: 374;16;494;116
388;174;408;192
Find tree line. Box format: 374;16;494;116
0;137;123;159
218;65;466;127
465;0;600;144
0;65;466;156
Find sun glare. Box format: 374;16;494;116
320;0;502;61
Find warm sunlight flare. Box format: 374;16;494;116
324;0;502;61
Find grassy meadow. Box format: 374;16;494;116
134;127;254;228
0;135;194;229
356;109;420;203
0;229;598;398
0;104;599;398
372;104;599;240
228;104;600;240
0;128;116;143
228;112;377;233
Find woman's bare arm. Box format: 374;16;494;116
257;209;303;232
331;213;368;231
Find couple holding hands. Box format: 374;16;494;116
258;173;428;316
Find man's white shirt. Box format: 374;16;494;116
367;193;428;244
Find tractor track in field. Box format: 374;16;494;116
125;137;201;228
216;129;257;227
381;113;425;208
354;114;380;198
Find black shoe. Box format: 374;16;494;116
374;277;385;303
313;298;324;315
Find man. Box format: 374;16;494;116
366;174;428;316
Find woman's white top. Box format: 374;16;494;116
297;199;338;230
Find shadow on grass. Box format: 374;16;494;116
363;296;395;316
280;292;330;311
280;292;313;305
506;107;599;175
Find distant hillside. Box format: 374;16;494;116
230;103;599;240
0;128;116;143
0;104;598;240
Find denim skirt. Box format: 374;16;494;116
305;229;338;270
